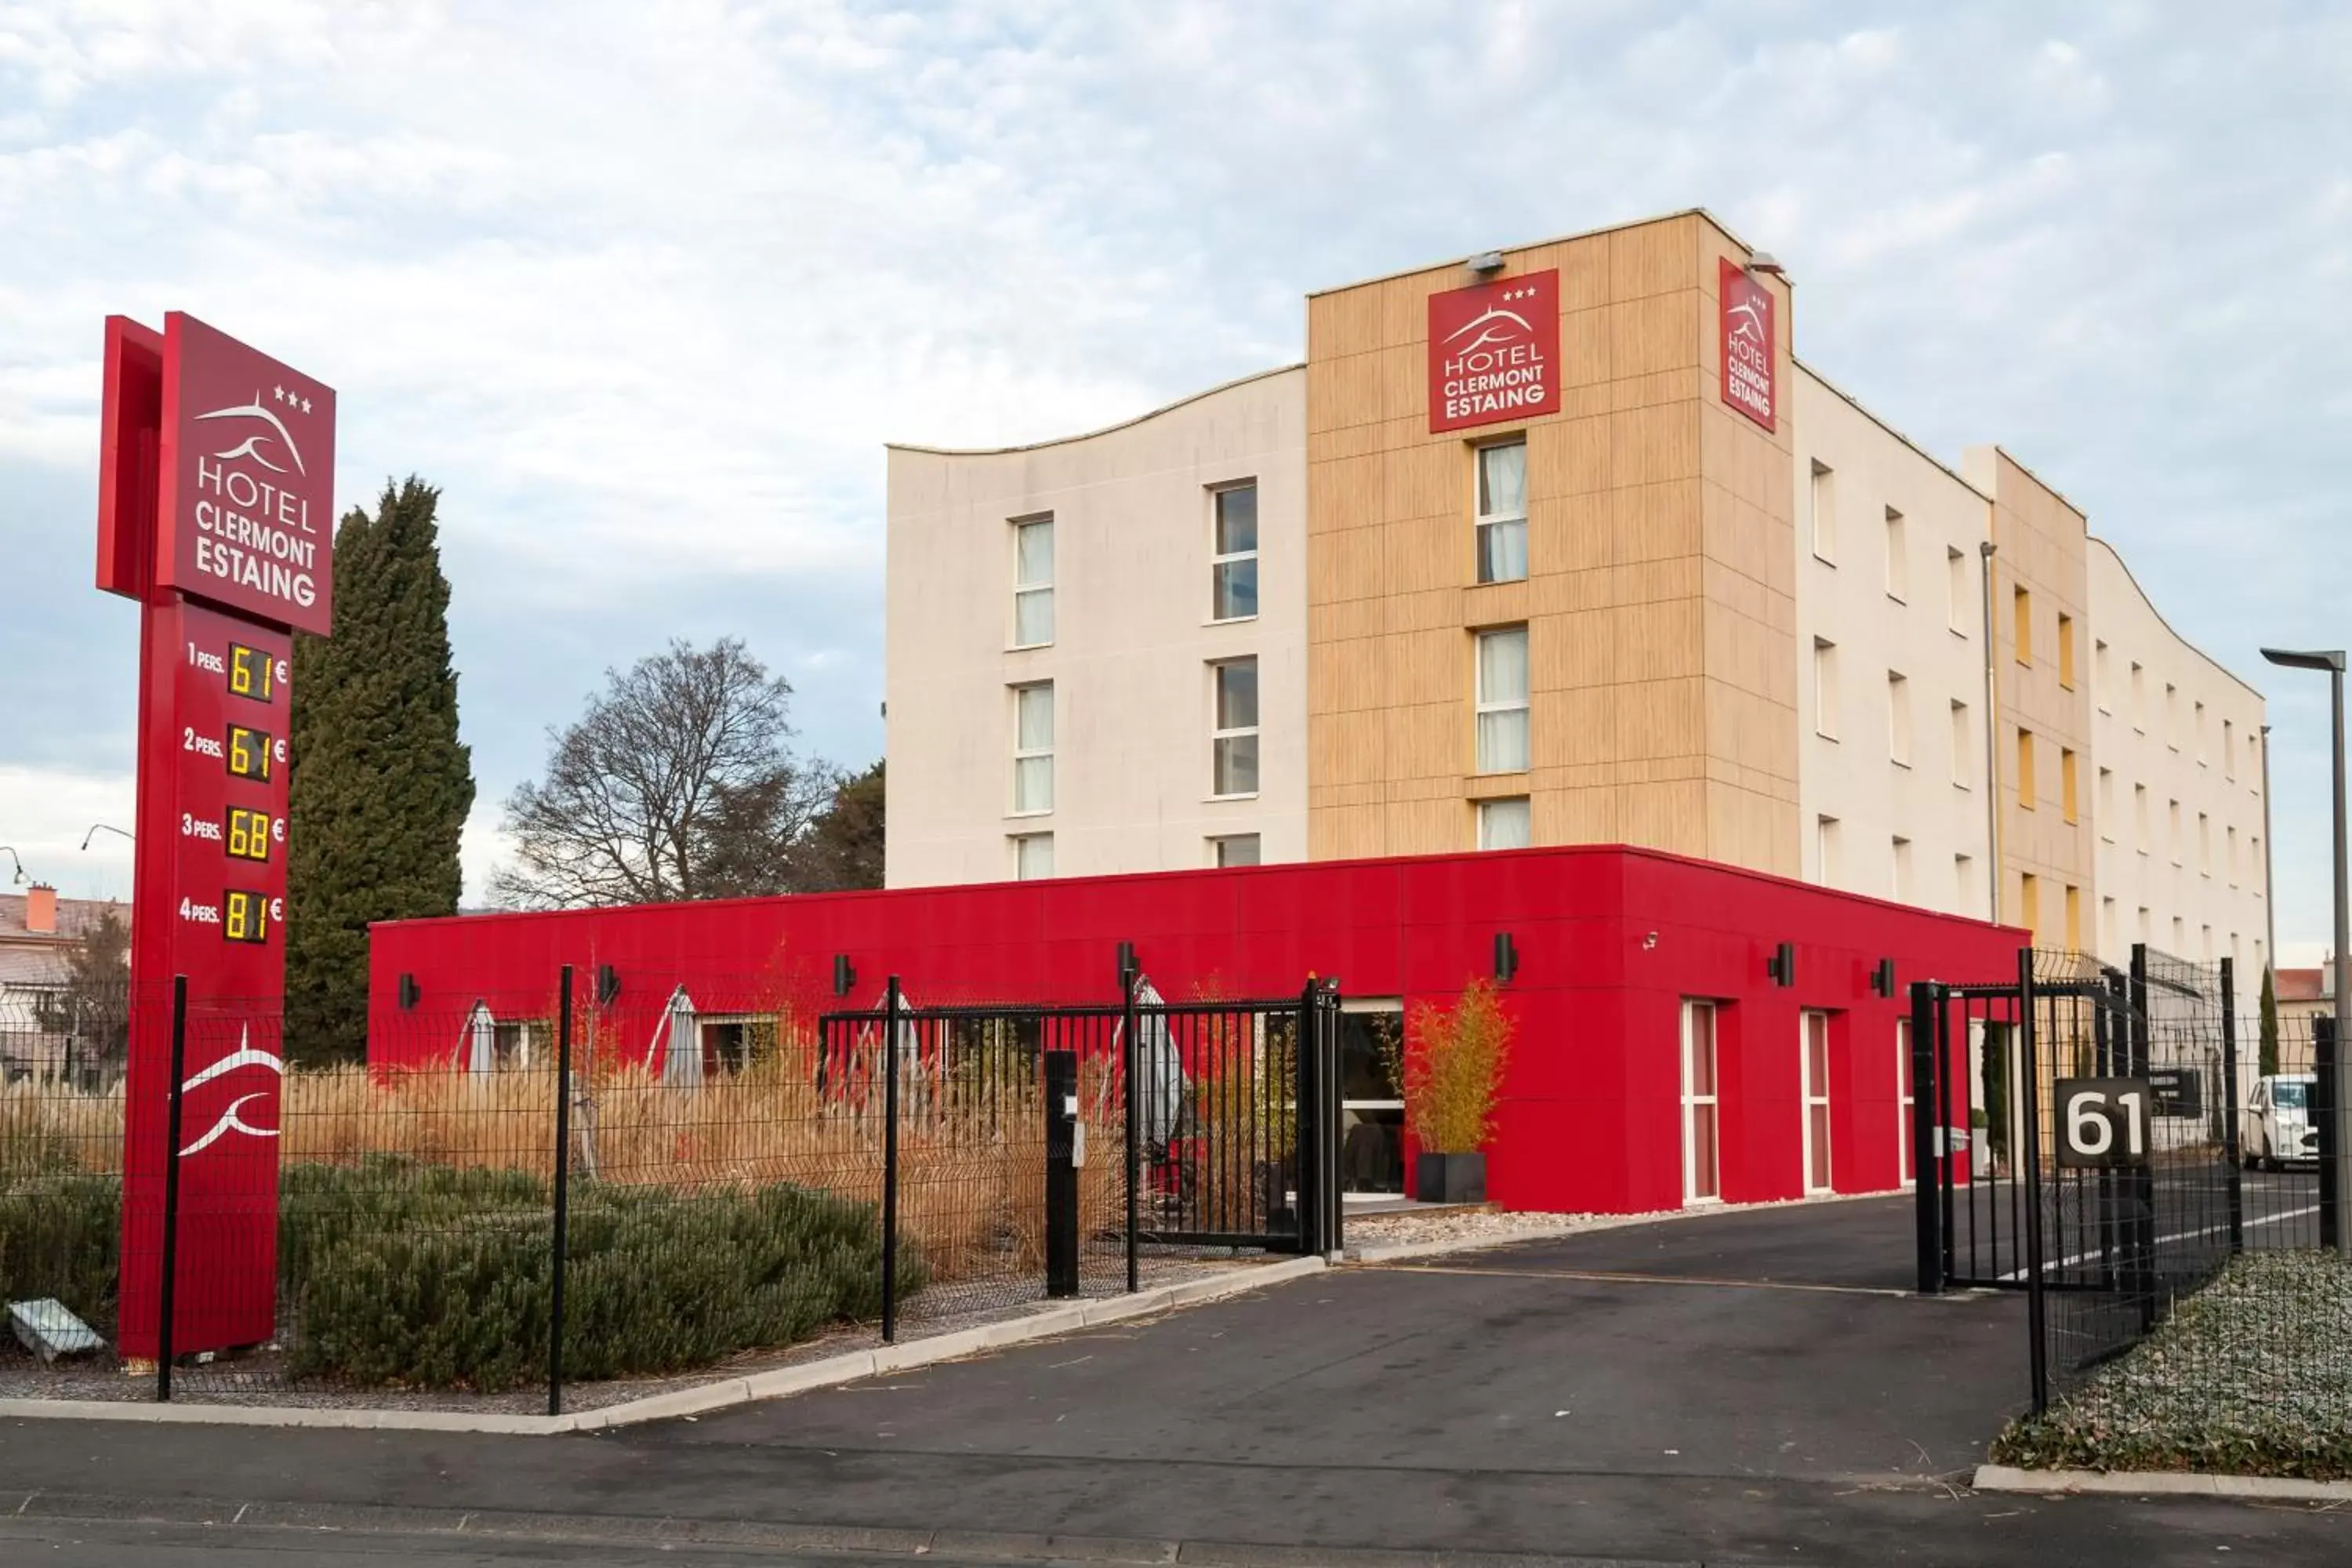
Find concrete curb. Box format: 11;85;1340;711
0;1256;1327;1437
2;1489;1697;1566
1973;1463;2352;1503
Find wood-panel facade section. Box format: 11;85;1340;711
1305;212;1799;872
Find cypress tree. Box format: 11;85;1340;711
2259;964;2280;1078
285;477;474;1064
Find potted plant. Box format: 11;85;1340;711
1403;978;1513;1204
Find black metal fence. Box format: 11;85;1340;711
1;967;1341;1411
1915;946;2343;1413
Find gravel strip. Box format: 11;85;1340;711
1991;1249;2352;1481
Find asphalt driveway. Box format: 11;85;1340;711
4;1195;2345;1566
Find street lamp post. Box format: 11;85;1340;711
2262;645;2350;1258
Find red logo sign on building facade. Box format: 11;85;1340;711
1719;259;1777;431
1428;269;1560;434
97;312;333;1359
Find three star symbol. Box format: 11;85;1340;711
271;384;314;415
1497;285;1541;303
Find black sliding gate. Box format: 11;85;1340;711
1911;946;2256;1410
815;977;1341;1338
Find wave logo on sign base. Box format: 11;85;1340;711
178;1025;285;1157
1442;303;1537;357
193;395;306;476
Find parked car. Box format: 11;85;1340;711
2241;1074;2319;1170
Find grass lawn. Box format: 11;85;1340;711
1992;1250;2352;1481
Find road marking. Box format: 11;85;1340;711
1365;1263;1918;1298
1994;1204;2321;1282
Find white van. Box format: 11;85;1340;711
2241;1074;2319;1170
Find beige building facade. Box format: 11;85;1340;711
884;209;2268;999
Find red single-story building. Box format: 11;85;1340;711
366;844;2024;1214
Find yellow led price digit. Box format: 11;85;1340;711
226;724;272;782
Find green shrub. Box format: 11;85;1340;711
0;1173;122;1335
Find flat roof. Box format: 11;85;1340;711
1304;206;1761;299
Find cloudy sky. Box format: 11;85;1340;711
2;2;2346;954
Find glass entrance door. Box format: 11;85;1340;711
1338;1004;1405;1194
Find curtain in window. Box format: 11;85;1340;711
1475;629;1529;773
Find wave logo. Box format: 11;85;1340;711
1725;296;1768;345
179;1025;285;1157
193;394;307;476
1441;299;1538;358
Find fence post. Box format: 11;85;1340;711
1122;965;1140;1294
2319;1016;2340;1252
1910;981;1941;1294
882;975;902;1344
1044;1049;1080;1298
1323;984;1344;1260
2017;949;2050;1415
155;975;188;1404
549;965;574;1418
1294;980;1319;1258
2220;957;2244;1254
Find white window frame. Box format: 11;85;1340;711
1477;796;1532;851
1950;699;1970;789
1012;832;1053;881
1475;437;1529;586
1210;657;1260;799
1011;682;1054;816
1681;1000;1722;1206
1883;506;1907;602
1887;670;1910;767
1802;1010;1834;1196
1946;546;1968;634
1896;1017;1915;1186
1814;815;1839;885
1813;638;1838;739
1209;482;1259;623
1809;460;1835;564
1474;626;1530;775
1210;833;1261;869
1011;515;1054;648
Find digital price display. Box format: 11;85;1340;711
227;642;277;702
226;724;272;782
225;808;274;864
223;888;273;946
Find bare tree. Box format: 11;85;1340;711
492;638;833;908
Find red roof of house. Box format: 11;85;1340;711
0;892;128;989
2277;967;2332;1003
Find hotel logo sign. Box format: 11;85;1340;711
1719;259;1777;431
1428;269;1559;434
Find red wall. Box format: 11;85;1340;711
366;844;2024;1215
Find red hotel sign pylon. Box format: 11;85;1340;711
98;314;336;1359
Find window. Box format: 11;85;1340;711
2135;783;2150;852
2130;662;2146;731
2065;884;2082;951
1887;671;1911;766
1815;815;1840;884
2194;700;2206;764
1011;683;1054;813
2223;719;2236;780
2020;872;2041;938
1955;853;1975;911
1801;1011;1833;1195
2057;613;2076;690
2165;682;2179;749
2101;897;2117;955
1883;506;1907;601
2198;811;2211;876
1681;1000;1721;1204
2016;727;2036;808
1896;1017;1916;1185
1475;439;1528;585
1210;658;1260;796
2201;923;2212;960
1475;626;1530;773
2013;586;2032;666
2169;798;2182;865
1210;833;1261;868
2227;825;2238;884
1951;699;1972;788
1809;460;1835;563
1946;547;1968;633
2137;906;2150;943
1013;833;1054;880
1210;484;1258;621
2060;747;2078;825
1813;638;1838;739
1478;797;1532;851
1892;835;1913;902
1011;516;1054;647
2095;640;2111;712
2098;767;2114;839
2253;834;2263;882
2172;916;2185;953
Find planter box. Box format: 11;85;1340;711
1414;1152;1486;1205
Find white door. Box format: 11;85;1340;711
1681;1000;1721;1204
1802;1011;1833;1194
1896;1018;1915;1185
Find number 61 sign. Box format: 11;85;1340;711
2055;1078;2154;1169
